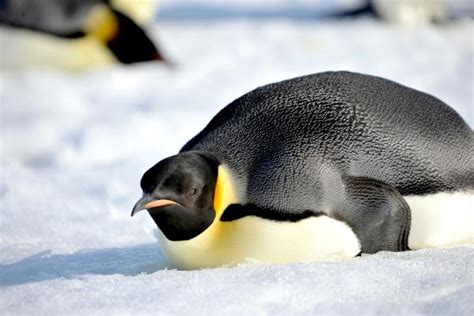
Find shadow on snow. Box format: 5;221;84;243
0;243;170;287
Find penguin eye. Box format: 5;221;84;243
188;188;197;197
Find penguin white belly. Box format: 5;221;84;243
158;215;361;270
406;191;474;249
0;28;116;72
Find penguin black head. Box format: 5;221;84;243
84;6;165;64
106;8;165;64
131;152;219;241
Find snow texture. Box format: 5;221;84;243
0;1;473;314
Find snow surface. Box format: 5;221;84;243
1;1;473;314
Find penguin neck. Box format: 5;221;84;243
213;165;240;218
84;5;119;43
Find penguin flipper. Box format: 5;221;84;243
338;176;411;253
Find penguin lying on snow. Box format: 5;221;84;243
132;71;473;270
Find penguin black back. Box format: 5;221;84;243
182;71;473;199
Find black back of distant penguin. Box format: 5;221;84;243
182;71;473;211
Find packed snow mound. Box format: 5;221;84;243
0;3;473;314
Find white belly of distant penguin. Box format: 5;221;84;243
406;191;474;249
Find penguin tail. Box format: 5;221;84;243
83;5;166;64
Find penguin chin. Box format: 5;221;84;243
148;204;215;241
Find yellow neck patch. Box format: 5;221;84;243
83;5;119;43
213;165;239;218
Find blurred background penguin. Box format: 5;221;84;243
0;0;466;72
0;0;166;71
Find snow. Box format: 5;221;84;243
1;248;473;314
0;1;473;314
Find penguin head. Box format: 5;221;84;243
83;5;164;64
131;152;219;241
105;8;165;64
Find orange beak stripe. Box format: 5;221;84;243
144;199;179;209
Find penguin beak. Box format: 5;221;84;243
131;196;179;217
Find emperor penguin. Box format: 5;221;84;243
0;0;165;71
132;71;473;270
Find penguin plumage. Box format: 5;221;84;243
132;71;473;269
